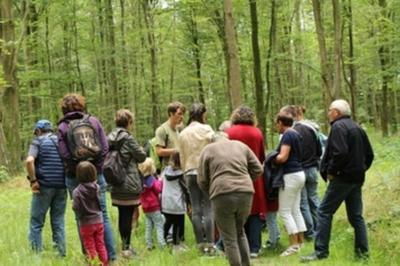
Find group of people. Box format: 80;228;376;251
26;93;374;266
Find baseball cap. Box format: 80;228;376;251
34;119;53;133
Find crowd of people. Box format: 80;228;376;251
25;93;374;266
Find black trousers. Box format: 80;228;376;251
163;213;185;245
117;205;137;250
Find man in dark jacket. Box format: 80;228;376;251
301;99;374;262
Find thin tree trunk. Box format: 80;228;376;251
72;0;85;95
120;0;130;107
311;0;334;102
224;0;241;109
249;0;265;137
332;0;342;99
0;0;21;172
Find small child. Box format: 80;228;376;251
138;158;166;250
72;161;108;266
161;153;190;252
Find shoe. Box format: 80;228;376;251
121;248;137;259
250;252;259;258
147;245;154;251
300;253;326;263
264;240;279;250
280;245;300;257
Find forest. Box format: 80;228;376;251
1;0;399;174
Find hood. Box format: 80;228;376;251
58;111;85;125
76;182;99;200
164;166;183;181
108;127;129;149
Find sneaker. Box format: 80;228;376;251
121;248;137;259
250;252;259;258
280;245;300;257
147;245;154;251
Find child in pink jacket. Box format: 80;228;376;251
139;158;166;250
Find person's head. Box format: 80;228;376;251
33;119;53;136
275;111;294;134
218;120;232;132
138;158;156;177
295;105;306;120
76;161;97;183
170;152;181;170
230;105;257;126
115;109;134;129
167;101;186;127
280;105;298;120
187;103;207;124
60;93;86;115
328;99;351;122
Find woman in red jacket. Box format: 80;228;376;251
226;106;277;258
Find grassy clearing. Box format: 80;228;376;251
1;130;399;265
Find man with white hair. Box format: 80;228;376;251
301;99;374;262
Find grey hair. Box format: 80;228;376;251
330;99;351;116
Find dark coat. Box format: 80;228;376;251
107;127;146;200
264;150;284;205
320;116;374;183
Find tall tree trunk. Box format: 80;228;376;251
72;0;85;95
105;0;119;110
378;0;389;136
142;0;160;131
249;0;265;137
0;0;21;172
190;9;205;104
311;0;334;102
224;0;241;109
265;0;277;146
343;0;357;121
120;0;130;108
332;0;342;99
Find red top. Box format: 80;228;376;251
227;124;278;215
140;176;163;213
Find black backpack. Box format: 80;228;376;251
67;114;102;162
103;133;128;186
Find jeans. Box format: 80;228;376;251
300;167;320;238
315;179;368;258
29;187;67;256
265;212;280;244
66;174;116;260
244;214;264;253
213;192;252;266
185;174;214;244
145;211;166;248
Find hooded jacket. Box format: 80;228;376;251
57;111;109;175
107;127;146;201
72;182;103;225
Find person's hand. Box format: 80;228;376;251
327;174;335;181
31;181;40;194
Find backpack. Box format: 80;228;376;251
103;132;128;186
145;129;169;173
66;114;102;162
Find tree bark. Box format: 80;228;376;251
332;0;342;99
249;0;265;137
311;0;334;102
0;0;22;172
224;0;241;109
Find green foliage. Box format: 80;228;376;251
0;165;10;183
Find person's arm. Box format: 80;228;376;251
197;151;210;193
93;117;109;166
126;136;146;163
155;125;176;157
57;123;71;161
363;131;374;170
246;148;263;179
327;124;348;175
275;145;291;164
26;155;40;193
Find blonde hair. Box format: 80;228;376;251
138;158;156;177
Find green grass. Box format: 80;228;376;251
1;129;400;265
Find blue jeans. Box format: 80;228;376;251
29;187;67;256
244;214;264;254
185;174;214;244
315;179;368;258
66;174;116;260
265;212;280;244
300;167;320;238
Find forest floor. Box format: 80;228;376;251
0;129;399;266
